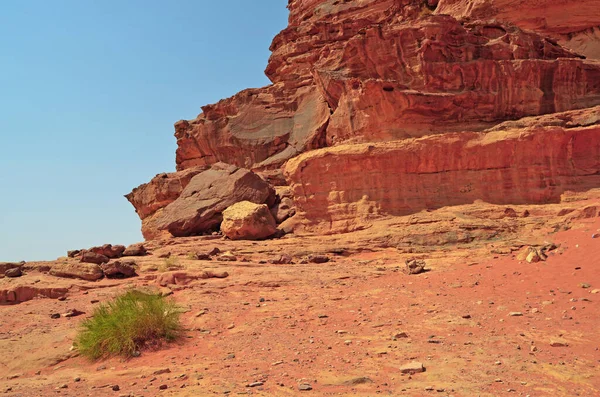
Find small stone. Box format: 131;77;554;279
63;309;85;318
508;312;523;317
399;362;425;374
153;368;171;375
393;332;409;339
592;233;600;239
59;384;68;389
159;384;168;390
247;382;264;387
112;385;120;391
50;313;61;319
461;314;471;319
580;283;591;289
405;258;426;275
550;338;568;347
74;377;81;382
196;310;207;317
344;340;352;345
227;324;235;330
591;289;600;294
298;383;312;391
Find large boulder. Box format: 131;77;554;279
147;163;275;238
101;260;137;278
80;251;109;265
49;262;104;281
221;201;277;240
88;244;125;259
122;243;147;256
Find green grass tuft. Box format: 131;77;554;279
75;290;182;360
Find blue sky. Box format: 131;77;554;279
0;1;289;261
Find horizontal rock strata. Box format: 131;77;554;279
284;107;600;233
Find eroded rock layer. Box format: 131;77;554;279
173;0;600;171
435;0;600;59
284;107;600;234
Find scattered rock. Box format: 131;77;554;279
508;312;523;317
159;384;168;390
307;254;330;264
580;283;591;288
399;362;425;374
393;332;409;339
247;382;264;387
298;383;313;391
153;368;171;375
49;262;104;281
342;377;373;386
112;385;120;391
591;289;600;294
63;309;85;318
270;197;296;223
5;267;22;278
269;254;293;264
123;243;147;256
218;252;237;262
221;201;277;240
550;338;569;347
80;251;110;265
101;260;137;278
405;258;426;275
88;244;126;259
67;250;81;258
592;233;600;238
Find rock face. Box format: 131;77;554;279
88;244;125;259
49;263;104;281
435;0;600;59
171;0;600;171
128;0;600;239
221;201;277;240
284;107;600;233
131;163;276;239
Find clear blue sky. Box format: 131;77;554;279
0;1;289;262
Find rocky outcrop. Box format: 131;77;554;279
434;0;600;59
126;166;207;220
138;163;276;239
221;201;278;240
172;0;600;171
284;107;600;234
128;0;600;239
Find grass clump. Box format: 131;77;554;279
158;256;182;272
75;290;182;359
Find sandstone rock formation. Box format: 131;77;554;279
128;0;600;239
284;107;600;233
128;163;275;239
221;201;278;240
170;0;600;173
435;0;600;59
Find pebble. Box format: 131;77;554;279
580;283;591;289
247;382;264;387
508;312;523;317
50;313;60;319
591;289;600;294
112;385;120;391
153;368;171;375
298;383;313;391
399;362;425;374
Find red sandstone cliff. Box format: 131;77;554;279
128;0;600;238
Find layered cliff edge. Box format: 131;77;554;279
127;0;600;239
